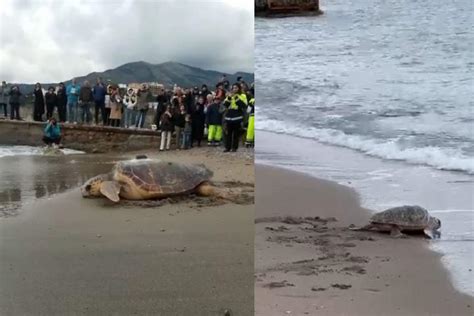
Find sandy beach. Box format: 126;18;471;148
0;147;254;315
255;165;473;316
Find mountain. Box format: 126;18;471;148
14;61;254;94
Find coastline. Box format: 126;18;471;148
0;147;254;315
255;165;473;315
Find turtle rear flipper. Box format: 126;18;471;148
390;225;407;238
100;181;122;202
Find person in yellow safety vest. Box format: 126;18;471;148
245;96;255;148
223;83;247;152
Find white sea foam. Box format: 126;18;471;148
0;145;84;157
430;209;474;214
257;117;474;174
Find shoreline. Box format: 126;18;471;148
255;164;473;315
0;148;254;315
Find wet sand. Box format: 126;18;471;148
255;165;473;316
0;148;254;315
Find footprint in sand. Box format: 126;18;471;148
263;280;295;289
331;284;352;290
311;287;327;291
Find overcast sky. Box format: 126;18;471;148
0;0;254;83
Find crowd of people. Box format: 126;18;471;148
0;75;255;152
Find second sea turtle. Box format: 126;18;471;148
351;205;441;239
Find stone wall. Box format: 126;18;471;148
0;120;161;153
255;0;322;16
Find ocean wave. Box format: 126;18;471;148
430;209;474;214
0;145;84;157
256;118;474;174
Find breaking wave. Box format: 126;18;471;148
0;145;84;158
256;117;474;174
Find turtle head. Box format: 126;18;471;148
81;175;107;198
81;175;121;202
428;216;441;230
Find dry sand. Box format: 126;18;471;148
255;165;473;316
0;147;254;316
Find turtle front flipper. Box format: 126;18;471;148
100;181;122;202
196;182;239;200
423;228;440;239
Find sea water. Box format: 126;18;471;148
0;145;112;217
256;0;473;296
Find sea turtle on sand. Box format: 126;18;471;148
81;157;230;202
350;205;441;239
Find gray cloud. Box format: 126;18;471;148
0;0;253;83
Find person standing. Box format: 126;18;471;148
78;80;93;124
173;104;186;149
0;81;8;118
205;96;223;146
108;86;122;127
215;82;226;101
9;85;22;120
104;90;111;126
245;95;255;148
200;84;211;100
66;79;80;123
219;74;230;91
155;89;168;129
45;86;58;120
92;77;107;125
56;83;68;122
191;96;205;147
183;114;192;150
222;83;247;152
123;88;137;128
159;105;174;151
33;83;45;121
135;83;151;128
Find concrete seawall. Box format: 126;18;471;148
0;120;161;153
255;0;323;17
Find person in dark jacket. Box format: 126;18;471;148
184;90;194;114
200;84;211;100
205;96;223;146
45;86;57;120
0;81;8;118
183;114;192;149
191;96;206;147
155;89;168;128
92;77;107;125
56;82;67;122
33;83;45;121
173;104;186;149
159;105;174;151
78;80;93;124
135;84;151;128
222;83;247;152
219;74;230;90
9;85;22;120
